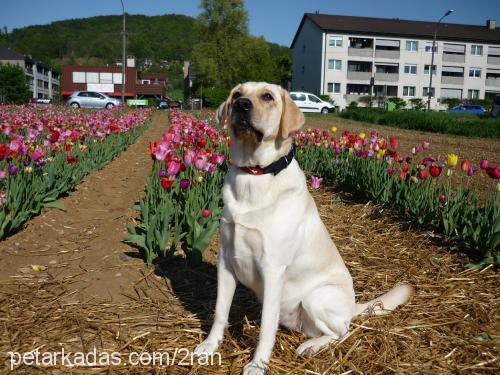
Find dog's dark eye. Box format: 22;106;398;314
233;92;242;100
262;93;274;102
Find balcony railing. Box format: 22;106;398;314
347;48;373;58
487;56;500;65
441;76;464;85
442;53;465;63
347;71;372;81
374;73;399;82
485;78;500;87
375;50;400;59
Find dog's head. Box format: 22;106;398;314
220;82;305;167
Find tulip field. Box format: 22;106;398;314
130;110;499;269
0;107;498;374
0;105;154;239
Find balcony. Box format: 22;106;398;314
441;76;464;85
375;49;400;59
348;47;373;58
374;73;399;82
347;71;372;81
486;78;500;87
442;53;465;63
487;56;500;65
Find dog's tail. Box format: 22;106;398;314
354;283;414;318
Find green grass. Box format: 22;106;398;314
338;109;500;139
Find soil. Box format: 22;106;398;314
0;111;498;374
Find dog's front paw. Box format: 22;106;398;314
242;361;267;375
194;339;219;356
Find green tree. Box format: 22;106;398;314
0;64;31;104
388;97;407;110
409;98;425;111
192;0;283;89
359;95;375;107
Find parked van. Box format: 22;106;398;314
492;94;500;117
289;92;335;114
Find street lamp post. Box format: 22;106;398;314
120;0;126;105
427;9;453;111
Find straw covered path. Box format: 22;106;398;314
0;112;498;374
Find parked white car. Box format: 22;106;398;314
289;92;335;113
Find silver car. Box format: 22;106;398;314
66;91;123;109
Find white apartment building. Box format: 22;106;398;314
291;14;500;110
0;48;60;100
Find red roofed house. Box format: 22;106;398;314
61;57;166;101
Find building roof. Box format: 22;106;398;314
0;48;25;61
291;13;500;48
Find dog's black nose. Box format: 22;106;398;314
233;98;253;113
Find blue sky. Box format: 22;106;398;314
1;0;499;46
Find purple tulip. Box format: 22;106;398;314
8;165;18;176
180;178;191;189
159;169;167;178
467;166;475;177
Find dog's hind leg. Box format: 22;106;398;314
296;285;355;356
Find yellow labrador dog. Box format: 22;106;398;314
195;82;413;374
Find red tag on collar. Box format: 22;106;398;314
240;166;265;175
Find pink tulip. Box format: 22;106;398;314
310;176;323;189
194;154;208;171
480;159;489;170
422;141;430;150
166;159;182;176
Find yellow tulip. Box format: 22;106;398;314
447;153;458;168
358;132;366;140
378;149;386;158
331;126;337;132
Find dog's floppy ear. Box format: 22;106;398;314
216;102;227;126
280;89;305;139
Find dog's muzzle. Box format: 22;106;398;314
231;98;263;142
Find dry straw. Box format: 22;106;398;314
0;190;498;374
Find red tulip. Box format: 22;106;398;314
418;170;428;180
460;159;471;172
387;167;396;174
198;138;207;148
161;177;174;189
202;209;212;218
438;194;446;204
66;155;78;164
389;136;398;149
429;165;442;177
486;166;500;179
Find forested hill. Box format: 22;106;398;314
0;14;291;69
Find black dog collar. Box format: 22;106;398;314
240;143;296;176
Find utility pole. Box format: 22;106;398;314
427;9;453;111
120;0;126;105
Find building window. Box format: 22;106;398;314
471;45;483;56
423;87;435;98
327;82;341;93
403;86;416;97
469;67;481;78
37;79;43;88
424;64;437;75
425;42;438;53
468;89;480;99
406;40;418;52
328;59;342;70
72;72;86;83
404;64;417;74
328;36;343;47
